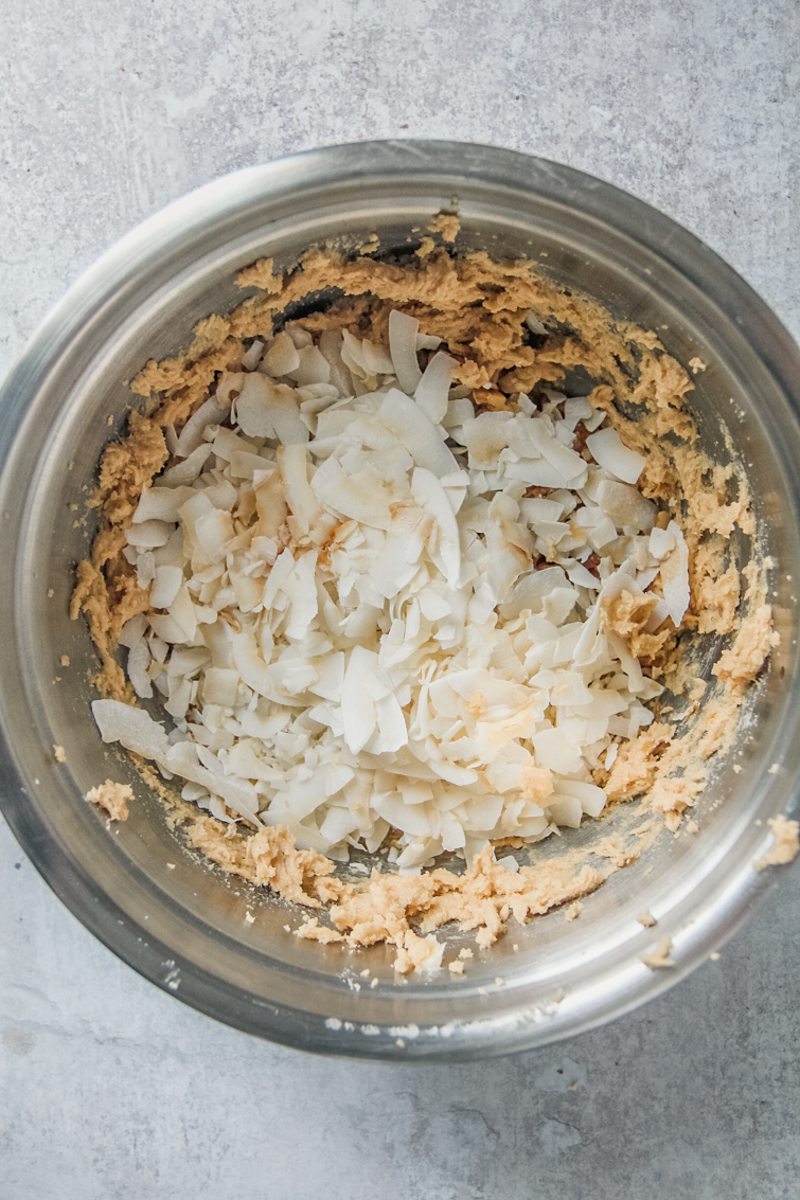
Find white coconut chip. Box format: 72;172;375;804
379;389;459;477
262;331;301;377
596;478;656;532
277;445;324;537
586;427;646;485
659;520;691;625
92;699;170;759
290;346;332;387
235;374;308;444
388;310;422;395
414;351;457;424
125;520;173;550
240;339;265;371
159;444;213;488
525;312;548;336
126;639;153;699
174;394;230;458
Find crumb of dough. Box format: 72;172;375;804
685;819;700;834
637;911;657;928
688;357;707;374
448;960;465;976
641;937;674;969
187;817;339;909
393;930;444;975
296;917;345;945
552;988;566;1004
459;947;474;961
47;588;54;599
244;910;255;925
694;562;741;637
604;722;674;802
755;815;799;870
710;950;721;961
592;823;658;869
696;701;739;760
85;779;132;821
414;235;439;259
356;232;380;254
564;901;583;922
473;385;514;411
427;211;460;242
713;605;778;690
60;655;70;668
70;231;776;970
53;744;66;763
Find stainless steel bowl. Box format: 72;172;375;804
1;141;798;1060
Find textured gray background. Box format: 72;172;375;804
1;1;799;1197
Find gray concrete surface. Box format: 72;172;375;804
1;1;798;1197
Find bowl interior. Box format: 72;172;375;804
1;143;798;1058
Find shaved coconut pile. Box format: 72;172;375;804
95;315;690;870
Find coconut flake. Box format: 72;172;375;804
379;389;458;477
660;520;690;625
596;478;656;532
150;565;183;609
586;427;645;485
388;310;422;395
341;647;380;754
125;520;173;550
277;444;324;536
127;640;153;699
414;351;456;424
175;394;230;458
241;339;264;371
290;346;332;387
235;374;309;444
262;331;301;377
92;699;170;760
159;444;213;487
411;467;461;587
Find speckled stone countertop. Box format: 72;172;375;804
1;2;798;1197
